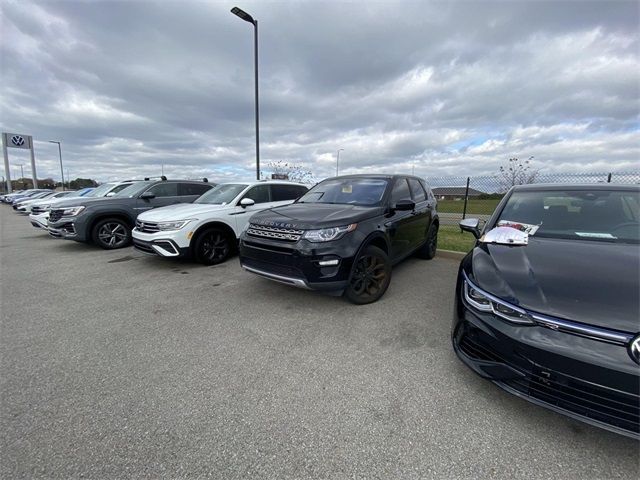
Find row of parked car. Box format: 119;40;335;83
3;176;639;439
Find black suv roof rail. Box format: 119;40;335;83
143;176;168;181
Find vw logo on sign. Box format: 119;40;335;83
11;135;25;146
629;334;640;365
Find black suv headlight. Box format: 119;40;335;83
61;206;85;216
462;271;534;325
303;223;357;242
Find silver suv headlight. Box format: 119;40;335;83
462;272;534;324
303;223;357;242
62;206;85;216
156;219;193;231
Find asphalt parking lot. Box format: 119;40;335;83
1;207;638;479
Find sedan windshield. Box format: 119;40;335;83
497;189;640;244
194;184;248;205
298;178;388;206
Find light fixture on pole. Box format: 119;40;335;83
336;149;344;176
231;6;260;180
49;141;65;190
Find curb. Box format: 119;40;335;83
437;249;467;261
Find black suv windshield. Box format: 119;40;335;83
497;189;640;244
194;184;248;205
114;181;155;198
299;178;389;206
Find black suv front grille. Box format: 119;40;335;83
49;210;63;222
246;223;304;242
135;220;160;233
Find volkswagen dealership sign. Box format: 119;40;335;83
4;132;32;150
2;132;38;192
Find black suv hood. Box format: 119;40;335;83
51;197;132;209
469;237;640;333
250;203;384;229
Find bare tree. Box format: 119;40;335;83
498;157;538;191
263;160;316;185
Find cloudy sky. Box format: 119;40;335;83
1;0;638;184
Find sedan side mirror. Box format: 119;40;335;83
240;198;255;208
105;192;115;197
139;191;155;200
460;218;481;238
394;199;415;211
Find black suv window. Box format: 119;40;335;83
145;182;178;197
391;178;411;205
408;178;427;202
179;183;211;196
271;184;308;202
241;185;270;204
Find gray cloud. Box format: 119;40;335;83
1;0;638;184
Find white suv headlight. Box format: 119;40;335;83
156;219;193;231
62;206;85;216
303;223;357;242
463;273;533;324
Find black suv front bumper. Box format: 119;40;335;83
239;232;364;292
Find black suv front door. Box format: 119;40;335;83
387;177;416;261
136;182;180;212
407;177;432;249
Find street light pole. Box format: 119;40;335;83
49;141;65;190
231;6;260;180
336;149;344;176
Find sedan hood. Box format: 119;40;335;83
249;203;383;229
470;237;640;332
137;203;227;221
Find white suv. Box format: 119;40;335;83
132;180;309;265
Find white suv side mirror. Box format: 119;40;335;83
240;198;255;208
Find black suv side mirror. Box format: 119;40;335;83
139;191;155;200
459;218;481;238
394;199;415;211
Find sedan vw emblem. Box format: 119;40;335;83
11;135;24;146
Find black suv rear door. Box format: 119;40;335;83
178;182;212;203
407;177;432;247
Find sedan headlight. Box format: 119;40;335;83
463;273;533;324
61;206;85;216
156;219;193;231
303;223;357;242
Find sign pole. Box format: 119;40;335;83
2;133;12;193
29;137;38;188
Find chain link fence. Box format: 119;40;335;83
426;171;640;225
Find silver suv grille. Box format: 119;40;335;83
246;223;304;242
135;220;160;233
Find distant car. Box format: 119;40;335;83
132;180;308;265
47;178;214;249
14;191;73;213
453;184;640;439
4;189;52;204
239;174;439;304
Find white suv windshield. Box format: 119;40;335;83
194;184;248;205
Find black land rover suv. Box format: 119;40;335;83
47;178;213;249
239;174;438;304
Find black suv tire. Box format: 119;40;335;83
92;218;132;249
344;245;392;304
416;223;438;260
194;228;232;265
